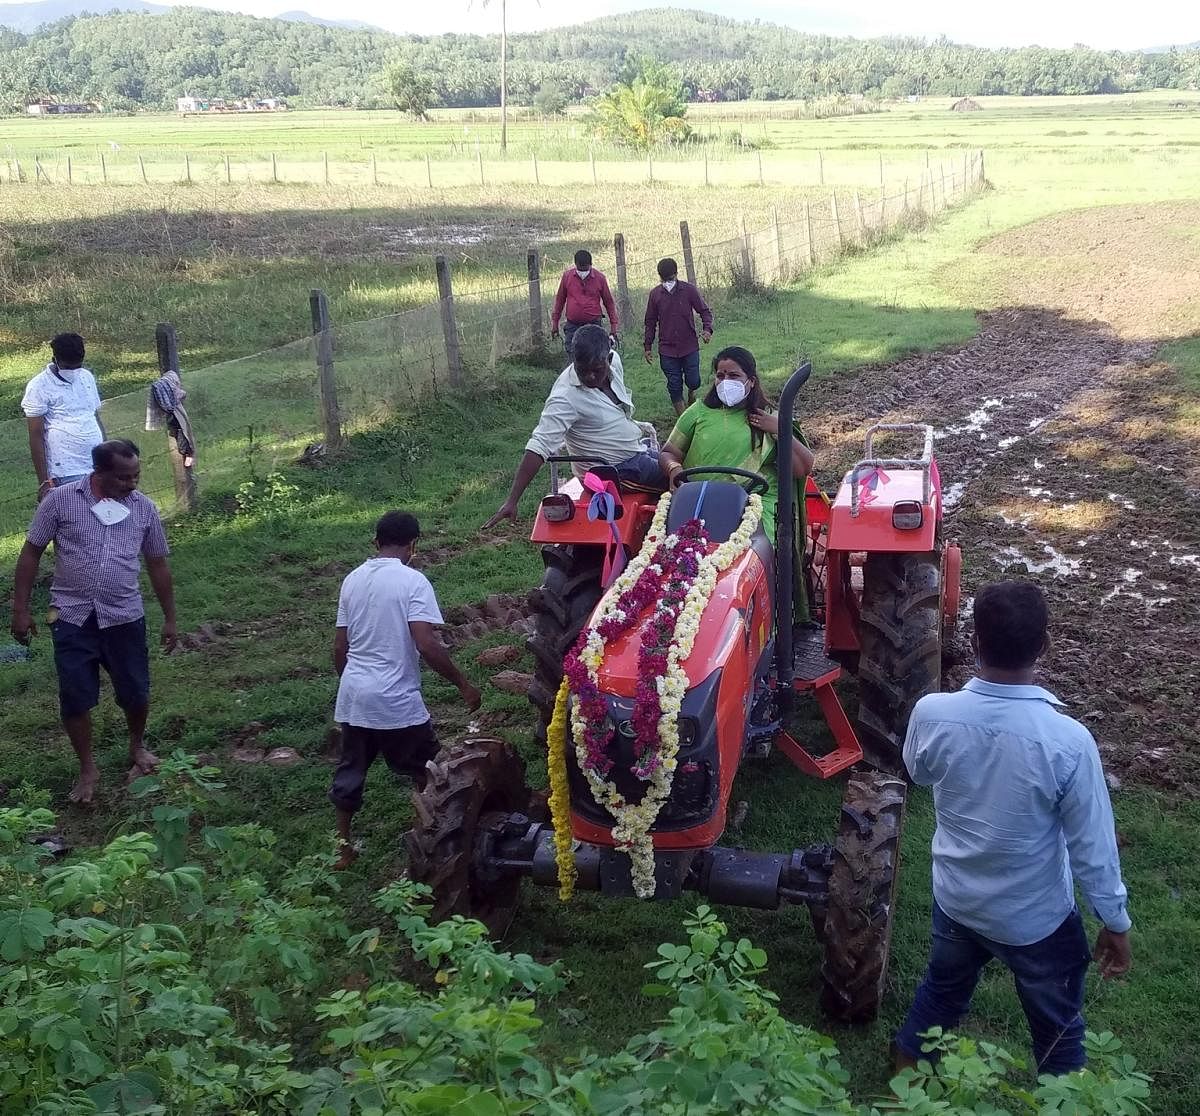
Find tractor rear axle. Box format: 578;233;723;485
475;811;833;915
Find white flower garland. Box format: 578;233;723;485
569;491;764;898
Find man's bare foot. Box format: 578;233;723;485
333;843;359;871
69;766;101;805
126;747;161;782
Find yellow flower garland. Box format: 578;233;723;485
546;678;577;900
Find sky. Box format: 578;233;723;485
128;0;1196;50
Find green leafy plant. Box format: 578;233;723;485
235;470;302;517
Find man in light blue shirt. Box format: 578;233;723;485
895;579;1132;1076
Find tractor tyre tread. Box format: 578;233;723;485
406;738;529;936
820;770;907;1024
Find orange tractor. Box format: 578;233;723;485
410;364;961;1022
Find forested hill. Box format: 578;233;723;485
1;5;1198;112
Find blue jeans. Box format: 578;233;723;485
660;350;701;404
895;902;1092;1075
614;451;666;490
563;318;603;356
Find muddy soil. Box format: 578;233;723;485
801;308;1200;792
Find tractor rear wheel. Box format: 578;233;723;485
857;551;942;773
820;770;907;1024
527;545;605;740
407;738;530;937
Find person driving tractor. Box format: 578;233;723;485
658;345;814;543
484;325;664;529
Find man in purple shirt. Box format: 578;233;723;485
643;257;714;415
10;439;178;805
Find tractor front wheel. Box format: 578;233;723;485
407;738;530;936
820;770;907;1024
527;545;605;740
857;551;942;773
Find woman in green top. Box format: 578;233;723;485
658;345;814;543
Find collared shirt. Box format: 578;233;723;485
334;557;443;730
26;477;170;629
550;268;619;332
905;677;1131;946
643;280;714;358
21;365;103;479
525;352;646;469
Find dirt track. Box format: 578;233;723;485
803;307;1200;792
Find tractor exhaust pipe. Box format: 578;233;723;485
774;360;812;713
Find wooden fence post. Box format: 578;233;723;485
66;156;72;185
426;153;433;188
309;290;343;449
817;149;824;186
757;150;763;186
185;154;191;184
590;147;597;185
14;158;22;183
804;200;815;267
154;323;199;512
962;150;968;193
879;152;884;188
978;149;985;184
224;154;231;184
613;233;634;334
940;164;947;209
925;149;931;177
371;154;378;186
138;154;147;184
477;149;484;186
323;150;330;186
902;177;910;213
830;193;843;249
770;205;784;281
648;153;653;183
434;255;465;388
532;153;539;185
853;190;865;243
680;220;697;286
739;213;753;279
703;151;709;187
100;153;107;184
527;248;544;348
35;158;45;185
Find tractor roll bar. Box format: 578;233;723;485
848;423;936;517
774;361;812;711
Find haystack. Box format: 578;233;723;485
951;97;982;112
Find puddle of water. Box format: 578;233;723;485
1033;458;1046;471
1170;554;1200;569
997;543;1081;577
1025;486;1054;499
1106;493;1137;511
940;398;1003;438
942;481;967;511
1121;568;1143;584
998;436;1020;449
1028;416;1048;430
1101;586;1174;607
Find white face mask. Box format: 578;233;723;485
576;269;591;280
716;379;747;408
662;279;677;292
51;363;79;383
91;498;130;525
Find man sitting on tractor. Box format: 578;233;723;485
485;325;664;529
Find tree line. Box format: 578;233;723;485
1;6;1198;113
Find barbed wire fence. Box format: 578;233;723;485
0;150;986;545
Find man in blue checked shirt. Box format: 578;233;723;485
895;579;1132;1077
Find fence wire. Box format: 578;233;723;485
0;154;984;547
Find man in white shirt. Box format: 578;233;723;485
484;325;664;528
22;333;105;502
329;510;481;869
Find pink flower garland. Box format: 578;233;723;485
564;518;711;785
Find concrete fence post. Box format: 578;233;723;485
680;220;697;286
434;255;465;388
527;248;544;348
309;290;343;449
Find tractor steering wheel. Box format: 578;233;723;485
673;466;770;496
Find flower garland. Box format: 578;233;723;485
545;679;577;900
562;490;763;899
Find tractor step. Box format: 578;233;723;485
791;626;842;689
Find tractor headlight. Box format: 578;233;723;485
892;500;924;530
677;717;699;749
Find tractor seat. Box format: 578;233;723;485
667;480;750;543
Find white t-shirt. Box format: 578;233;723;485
21;365;103;479
334;557;444;730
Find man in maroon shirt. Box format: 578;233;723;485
550;249;619;356
643;257;714;415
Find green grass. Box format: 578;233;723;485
1;91;1200;1108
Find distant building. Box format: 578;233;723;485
177;95;287;114
26;98;101;115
